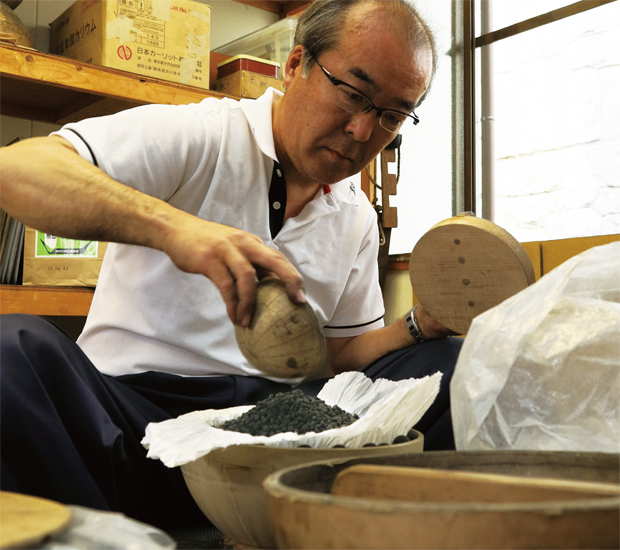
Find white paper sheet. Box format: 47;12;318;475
142;370;441;468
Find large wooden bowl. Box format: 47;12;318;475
409;214;535;334
180;432;423;549
264;451;620;549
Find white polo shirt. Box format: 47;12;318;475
53;88;385;381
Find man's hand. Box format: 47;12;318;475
325;303;458;375
160;212;305;328
414;303;460;339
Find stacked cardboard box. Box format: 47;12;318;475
49;0;211;90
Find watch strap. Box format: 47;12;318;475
406;304;430;344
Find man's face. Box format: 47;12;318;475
274;3;433;187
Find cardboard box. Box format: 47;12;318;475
49;0;211;90
211;70;285;99
519;240;542;281
23;227;108;287
540;234;619;275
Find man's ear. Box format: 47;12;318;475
283;45;305;87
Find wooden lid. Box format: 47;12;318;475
409;214;535;334
0;492;72;549
216;54;280;68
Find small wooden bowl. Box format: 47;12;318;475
409;214;535;334
235;278;326;378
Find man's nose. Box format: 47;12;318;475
344;111;377;142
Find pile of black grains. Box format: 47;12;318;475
219;389;359;437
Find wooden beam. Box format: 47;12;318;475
0;286;94;316
233;1;284;15
284;2;313;17
476;0;616;47
232;0;311;18
360;159;376;202
380;149;398;228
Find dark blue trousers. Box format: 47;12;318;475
0;314;461;529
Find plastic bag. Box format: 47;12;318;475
451;241;620;452
142;370;441;468
41;506;176;550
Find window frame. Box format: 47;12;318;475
454;0;616;218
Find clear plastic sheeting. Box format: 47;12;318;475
142;371;441;468
451;242;620;452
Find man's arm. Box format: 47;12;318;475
0;136;305;326
325;303;455;374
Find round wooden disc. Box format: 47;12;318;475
0;491;72;549
409;215;535;335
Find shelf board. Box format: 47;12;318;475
233;0;311;17
0;44;230;125
1;285;94;317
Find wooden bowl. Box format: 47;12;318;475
265;450;620;549
409;214;535;334
180;432;423;549
0;2;32;48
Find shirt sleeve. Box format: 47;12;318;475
52;100;223;213
322;204;385;338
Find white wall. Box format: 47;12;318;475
386;0;454;255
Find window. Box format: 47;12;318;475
474;0;620;242
389;0;619;254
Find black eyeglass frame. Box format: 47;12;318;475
312;57;420;130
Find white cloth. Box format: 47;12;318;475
53;89;384;381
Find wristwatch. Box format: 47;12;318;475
406;304;430;344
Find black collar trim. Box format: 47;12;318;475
269;162;287;238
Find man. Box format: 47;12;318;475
0;0;461;529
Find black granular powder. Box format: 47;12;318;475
219;389;359;437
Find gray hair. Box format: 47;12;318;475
293;0;437;106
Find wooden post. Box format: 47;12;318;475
380;149;398;228
360;158;376;203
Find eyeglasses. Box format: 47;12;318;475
313;57;420;134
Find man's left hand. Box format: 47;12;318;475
415;303;460;339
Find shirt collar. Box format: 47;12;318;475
240;88;360;207
329;179;360;206
239;88;282;162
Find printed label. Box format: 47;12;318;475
118;0;166;49
35;231;98;258
117;45;133;60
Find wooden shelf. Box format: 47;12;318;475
233;0;311;17
1;286;94;317
0;44;230;125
